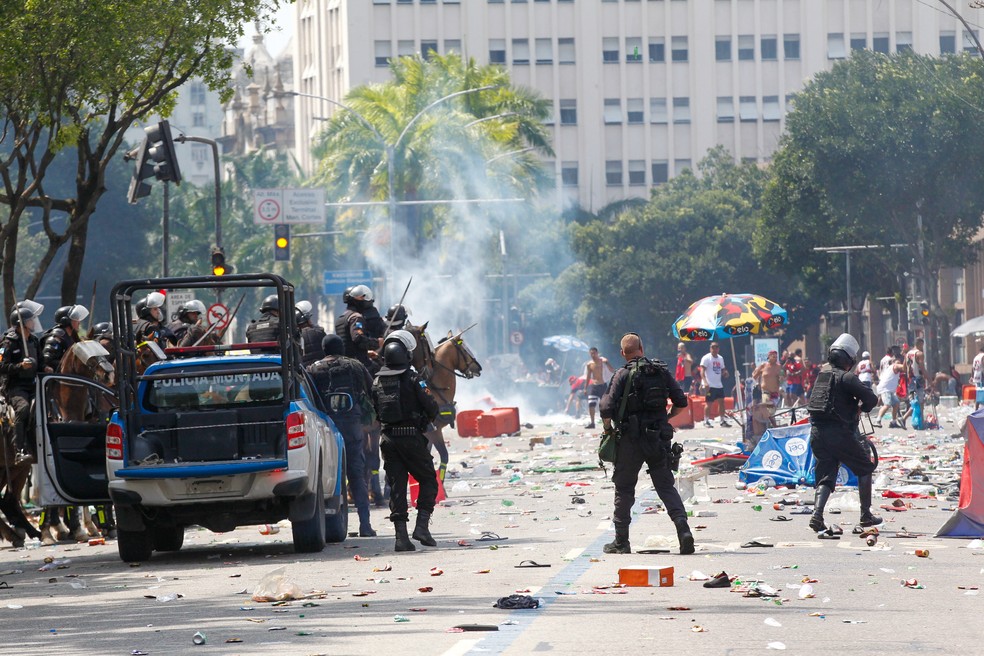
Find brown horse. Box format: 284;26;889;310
405;324;482;482
0;399;41;547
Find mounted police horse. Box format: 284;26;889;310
405;323;482;481
0;398;41;547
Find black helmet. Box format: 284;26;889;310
341;286;354;305
322;333;344;356
54;304;89;328
386;305;408;327
382;340;411;369
135;292;165;321
260;294;279;314
91;322;113;341
9;307;35;329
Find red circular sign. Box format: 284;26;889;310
207;303;230;329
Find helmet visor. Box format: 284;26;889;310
18;300;44;317
68;305;89;323
184;300;207;315
146;292;166;309
296;300;313;315
386;329;417;353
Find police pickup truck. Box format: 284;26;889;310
33;274;347;562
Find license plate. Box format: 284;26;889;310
188;479;227;495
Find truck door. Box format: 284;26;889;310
35;375;116;506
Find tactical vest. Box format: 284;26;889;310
133;319;164;346
622;358;671;418
168;319;191;345
300;325;327;368
334;309;360;359
246;313;279;343
807;365;848;425
373;373;406;425
309;356;361;416
362;306;386;339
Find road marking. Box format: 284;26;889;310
561;547;584;561
596;520;611;531
442;639;482;656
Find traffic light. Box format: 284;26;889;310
126;120;182;204
907;300;921;324
920;300;930;324
274;224;290;261
211;246;227;276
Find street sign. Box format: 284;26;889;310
510;331;524;346
753;337;779;366
323;270;373;296
207;302;230;330
166;291;194;322
254;188;324;225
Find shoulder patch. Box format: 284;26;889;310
419;380;428;389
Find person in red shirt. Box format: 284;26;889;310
564;375;586;418
802;356;820;399
783;348;805;407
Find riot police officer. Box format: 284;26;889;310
371;330;439;552
133;291;167;347
167;299;209;347
335;285;383;370
245;294;281;343
42;305;89;372
600;332;694;555
807;333;881;534
0;302;44;457
297;300;327;367
384;304;409;332
307;334;375;537
90;322;116;362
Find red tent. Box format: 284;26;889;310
937;410;984;537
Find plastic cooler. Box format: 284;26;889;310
689;395;705;422
669;402;694;429
409;471;447;506
456;409;483;437
477;407;521;437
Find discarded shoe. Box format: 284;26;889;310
770;515;792;522
740;540;774;548
703;572;731;588
477;532;508;542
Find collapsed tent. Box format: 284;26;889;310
937;410;984;538
739;423;858;487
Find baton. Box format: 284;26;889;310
86;281;97;336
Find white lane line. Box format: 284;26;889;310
442;639;483;656
562;547;584;561
596;520;612;531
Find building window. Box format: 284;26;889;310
604;98;622;124
652;160;668;184
606;160;623;186
650;97;668;124
784;34;800;60
785;94;796;112
762;95;781;121
603;37;620;62
421;0;436;4
190;82;206;106
559;99;577;125
627;98;644;124
675;159;691;175
649;37;665;62
873;33;889;54
489;39;506;64
536;38;552;64
955;271;966;303
558;38;576;64
444;39;461;54
715;36;732;62
543;104;555;125
672;97;690;124
761;35;777;60
192;111;205;128
421;40;438;60
850;33;866;51
628;160;646;185
513;39;530;64
897;32;913;53
941;31;956;54
827;33;846;59
626;37;643;62
717;96;734;122
374;41;392;67
739;96;757;121
398;40;415;57
671;36;688;62
561;162;578;186
738;35;754;60
964;30;980;54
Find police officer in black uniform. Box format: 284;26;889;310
133;292;167;347
167;299;209;347
600;332;695;555
384;305;409;332
371;330;440;552
90;322;116;362
297;300;327;367
245;294;281;343
41;305;89;372
307;333;376;537
335;285;383;370
807;333;881;534
0;301;44;458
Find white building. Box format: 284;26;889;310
294;0;981;212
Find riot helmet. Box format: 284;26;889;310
386;304;408;329
385;329;417;353
9;305;42;335
90;322;114;341
260;294;279;314
828;333;860;370
321;333;345;357
341;287;354;305
348;284;374;311
54;304;89;328
382;341;411;369
178;299;207;323
135;292;165;322
295;300;313;326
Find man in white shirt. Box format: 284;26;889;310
874;348;904;428
699;342;730;428
855;351;875;390
972;344;984;411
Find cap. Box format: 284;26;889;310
861;351;870;359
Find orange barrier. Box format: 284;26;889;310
689;396;705;422
705;396;735;420
456;410;483;437
669;402;694;429
477;407;521;438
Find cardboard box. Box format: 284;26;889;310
618;565;674;587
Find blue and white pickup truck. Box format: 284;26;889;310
33;274;347;562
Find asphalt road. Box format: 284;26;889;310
0;416;978;655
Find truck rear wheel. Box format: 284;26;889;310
117;528;153;562
325;466;348;544
292;477;326;553
152;524;185;552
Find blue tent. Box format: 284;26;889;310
739;423;858;487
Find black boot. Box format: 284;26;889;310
810;486;832;532
358;507;376;537
394;521;415;552
603;525;631;554
412;511;437;547
675;518;695;555
858;475;883;527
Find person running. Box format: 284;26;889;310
874;352;904;428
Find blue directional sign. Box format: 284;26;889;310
323;269;373;296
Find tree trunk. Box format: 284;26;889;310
61;215;90;305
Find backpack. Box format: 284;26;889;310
622;358;671;417
373;374;405;424
311;357;361;416
807;366;847;424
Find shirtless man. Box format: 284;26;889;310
752;350;782;408
583;347;616;429
905;338;926;392
674;343;694;396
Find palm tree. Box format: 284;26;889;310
312;53;553;256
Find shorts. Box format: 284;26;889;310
785;383;804;397
879;391;900;407
911;376;924;391
765;390;781;405
705;386;725;402
587;383;607;401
